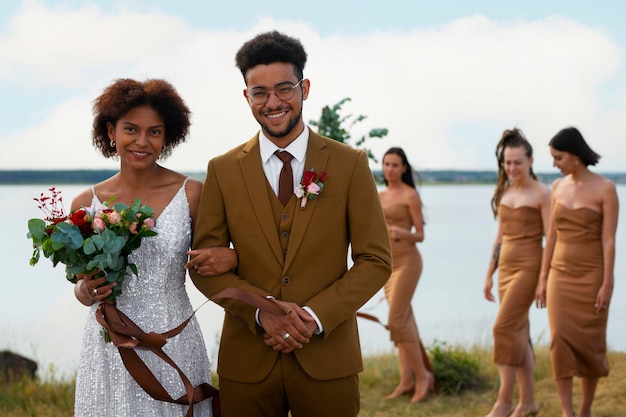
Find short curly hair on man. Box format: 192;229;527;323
235;30;308;83
92;78;191;159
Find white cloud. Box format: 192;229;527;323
1;2;624;173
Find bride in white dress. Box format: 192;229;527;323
69;78;237;417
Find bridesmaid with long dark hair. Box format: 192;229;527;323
536;127;618;417
483;128;550;417
379;147;434;403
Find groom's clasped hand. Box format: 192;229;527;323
260;300;316;353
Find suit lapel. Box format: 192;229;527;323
239;136;284;265
284;131;329;271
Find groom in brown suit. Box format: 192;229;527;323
189;30;392;417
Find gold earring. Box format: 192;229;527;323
110;139;116;148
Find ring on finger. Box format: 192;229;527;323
282;332;290;340
93;288;98;296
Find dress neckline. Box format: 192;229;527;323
91;178;188;223
555;201;601;215
499;204;539;211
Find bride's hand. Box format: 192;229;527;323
75;271;116;306
186;247;238;276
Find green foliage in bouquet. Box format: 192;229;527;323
27;188;157;301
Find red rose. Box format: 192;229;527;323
69;209;92;235
45;217;66;235
302;170;317;185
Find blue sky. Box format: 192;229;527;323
2;0;626;172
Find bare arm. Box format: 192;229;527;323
387;188;424;243
539;184;552;238
406;188;425;242
536;180;559;308
596;181;618;313
484;216;503;302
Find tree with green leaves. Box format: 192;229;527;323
309;97;388;162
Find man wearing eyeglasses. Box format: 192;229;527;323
190;30;391;417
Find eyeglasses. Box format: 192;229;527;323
247;79;304;105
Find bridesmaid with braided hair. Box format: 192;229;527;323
483;128;550;417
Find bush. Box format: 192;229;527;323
428;340;488;395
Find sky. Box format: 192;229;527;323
1;0;626;173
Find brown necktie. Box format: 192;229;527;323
275;150;294;206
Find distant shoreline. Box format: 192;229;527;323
2;169;626;185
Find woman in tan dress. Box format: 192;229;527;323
483;129;550;417
536;127;618;417
378;147;434;403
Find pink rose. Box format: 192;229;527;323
143;218;155;230
107;211;121;224
129;222;138;234
92;217;106;232
306;183;321;195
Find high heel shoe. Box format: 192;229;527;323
410;372;434;403
511;403;539;417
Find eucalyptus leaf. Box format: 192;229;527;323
83;238;97;255
28;190;157;307
27;218;46;241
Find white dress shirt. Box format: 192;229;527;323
256;127;323;334
259;127;308;196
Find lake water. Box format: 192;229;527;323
2;183;625;380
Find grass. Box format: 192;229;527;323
360;345;626;417
0;364;75;417
3;345;626;416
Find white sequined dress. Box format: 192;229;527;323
74;181;213;417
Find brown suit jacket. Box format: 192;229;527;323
190;129;391;383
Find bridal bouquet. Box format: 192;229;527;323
27;187;157;301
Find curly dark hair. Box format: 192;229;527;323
235;31;308;83
490;128;537;217
92;78;191;159
549;126;600;167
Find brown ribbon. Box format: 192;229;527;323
354;312;433;374
356;311;389;329
94;287;290;417
94;286;396;417
95;301;219;417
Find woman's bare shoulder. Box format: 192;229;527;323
403;184;421;201
533;180;551;196
184;176;203;197
70;187;95;210
71;176;117;210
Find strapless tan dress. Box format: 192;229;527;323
383;203;423;343
493;205;543;365
547;203;609;379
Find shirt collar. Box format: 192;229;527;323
259;127;309;164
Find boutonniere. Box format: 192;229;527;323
295;168;328;209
